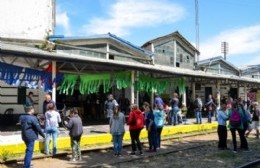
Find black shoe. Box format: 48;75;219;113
139;151;143;155
129;152;135;156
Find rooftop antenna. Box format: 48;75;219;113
221;41;228;60
195;0;200;61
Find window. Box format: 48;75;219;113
186;55;190;63
176;62;180;67
170;57;174;65
180;54;183;62
109;54;114;60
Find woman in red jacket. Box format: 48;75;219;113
127;104;145;155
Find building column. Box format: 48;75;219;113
182;91;186;106
151;43;155;65
52;61;56;102
173;40;177;67
244;85;248;109
136;71;139;106
217;80;221;106
151;92;154;109
106;43;109;60
131;70;135;104
192;81;196;101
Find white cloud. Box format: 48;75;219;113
200;25;260;60
56;7;71;36
81;0;186;36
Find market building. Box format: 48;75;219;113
1;0;260;126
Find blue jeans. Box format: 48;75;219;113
45;127;59;155
156;127;163;148
172;107;179;125
148;129;157;151
208;111;212;123
196;111;202;124
112;134;124;155
24;141;35;168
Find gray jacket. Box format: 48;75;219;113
109;112;125;135
65;114;83;137
45;110;61;128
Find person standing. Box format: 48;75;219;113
154;104;165;149
217;103;229;150
104;94;118;122
43;94;56;115
145;104;157;152
45;103;61;155
110;106;126;157
127;104;145;155
246;102;259;138
205;94;213;123
154;93;164;107
19;106;45;168
26;92;37;107
194;95;203;124
228;101;248;153
169;93;179;125
64;108;84;161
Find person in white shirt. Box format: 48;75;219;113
45;103;61;155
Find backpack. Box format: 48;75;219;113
230;110;242;127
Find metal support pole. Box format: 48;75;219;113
131;70;135;104
52;61;56;102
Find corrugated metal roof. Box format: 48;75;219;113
196;56;240;72
240;64;260;73
49;33;154;57
1;41;260;85
141;31;200;54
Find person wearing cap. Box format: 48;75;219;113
19;106;45;168
64;108;83;161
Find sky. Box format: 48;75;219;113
55;0;260;67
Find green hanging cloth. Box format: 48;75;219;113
57;74;78;95
173;78;186;95
135;75;171;94
79;73;112;94
115;71;132;89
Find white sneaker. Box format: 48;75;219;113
71;158;76;161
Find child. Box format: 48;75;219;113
217;103;229;150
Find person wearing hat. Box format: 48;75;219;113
64;108;83;161
19;106;45;168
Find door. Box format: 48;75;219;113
205;87;212;102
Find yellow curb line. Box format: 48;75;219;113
0;122;217;156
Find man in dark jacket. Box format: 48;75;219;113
19;106;45;168
64;108;83;161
